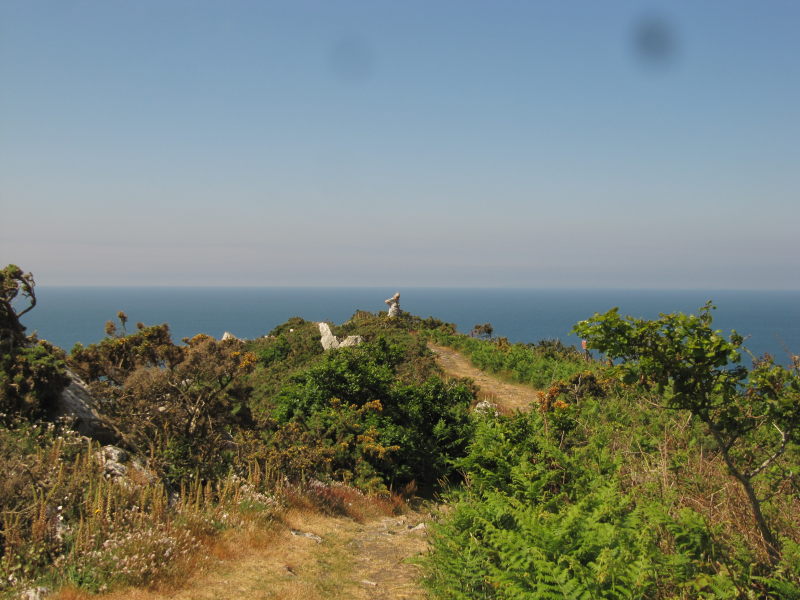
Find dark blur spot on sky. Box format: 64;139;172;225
329;35;374;83
632;15;678;68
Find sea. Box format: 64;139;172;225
18;287;800;366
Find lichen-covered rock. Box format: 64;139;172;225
54;370;117;444
318;323;363;350
338;335;364;348
20;587;49;600
474;400;499;415
97;445;130;479
96;445;156;485
319;322;339;350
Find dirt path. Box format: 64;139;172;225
92;509;430;600
428;342;539;414
84;347;533;600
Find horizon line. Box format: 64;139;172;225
35;284;800;293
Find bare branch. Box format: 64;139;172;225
747;424;789;479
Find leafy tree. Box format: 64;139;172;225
0;264;37;347
0;265;69;418
573;302;800;563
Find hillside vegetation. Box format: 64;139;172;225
1;264;798;599
423;305;800;599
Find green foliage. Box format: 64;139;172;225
70;319;181;385
424;373;800;599
0;266;69;420
241;314;466;491
335;314;439;385
424;411;667;599
573;302;800;562
336;309;456;338
70;327;257;486
425;329;593;390
244;318;326;416
0;341;69;420
267;338;474;490
255;333;291;366
0;264;36;345
572;302;748;415
758;539;800;598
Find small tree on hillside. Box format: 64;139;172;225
0;264;36;348
0;265;69;418
573;302;800;564
471;323;494;339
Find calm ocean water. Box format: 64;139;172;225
19;287;800;365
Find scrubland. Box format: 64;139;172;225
1;265;798;598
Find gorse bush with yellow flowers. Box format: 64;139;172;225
267;338;474;491
70;316;258;487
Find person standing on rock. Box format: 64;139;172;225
385;292;401;317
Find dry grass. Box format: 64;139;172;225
283;480;404;524
618;417;800;565
53;493;431;600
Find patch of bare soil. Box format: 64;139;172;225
346;512;429;600
427;342;539;414
82;509;430;600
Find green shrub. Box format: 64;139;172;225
0;341;69;420
0;265;70;420
424;411;663;599
244;318;325;418
424;386;800;599
69;325;257;487
267;338;474;490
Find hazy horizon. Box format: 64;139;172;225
2;2;798;289
20;287;800;362
32;284;800;292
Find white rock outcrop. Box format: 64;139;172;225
474;399;499;415
318;322;364;351
54;370;117;444
20;587;50;600
337;336;364;348
96;445;156;485
385;292;401;317
221;331;239;341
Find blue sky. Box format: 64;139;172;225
1;1;798;288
